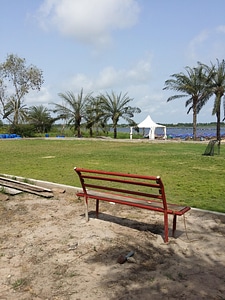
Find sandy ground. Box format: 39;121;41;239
0;185;225;300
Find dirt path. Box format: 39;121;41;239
0;186;225;300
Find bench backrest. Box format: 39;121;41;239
74;167;168;210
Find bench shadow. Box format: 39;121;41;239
86;211;173;239
79;210;225;299
81;210;185;240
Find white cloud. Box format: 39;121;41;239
62;55;152;92
216;25;225;33
187;26;225;63
187;30;210;61
96;67;122;89
37;0;140;47
54;55;166;122
127;57;152;83
131;88;168;120
27;86;53;107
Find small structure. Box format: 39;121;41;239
136;115;167;140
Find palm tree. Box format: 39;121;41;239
99;91;141;138
27;105;54;133
200;59;225;143
3;97;28;128
163;64;212;140
52;88;92;137
85;96;106;137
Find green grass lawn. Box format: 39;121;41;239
0;138;224;213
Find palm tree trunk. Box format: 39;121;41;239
216;108;221;154
89;127;93;137
77;125;81;137
113;126;117;139
216;105;221;141
193;103;197;140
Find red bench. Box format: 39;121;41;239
74;167;191;243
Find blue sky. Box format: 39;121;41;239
1;0;225;124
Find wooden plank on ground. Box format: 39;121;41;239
0;185;23;195
0;177;54;198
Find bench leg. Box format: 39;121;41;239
96;199;99;218
164;212;169;243
84;196;89;221
172;214;177;237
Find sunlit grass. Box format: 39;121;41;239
0;139;224;212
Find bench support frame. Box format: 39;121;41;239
75;167;190;243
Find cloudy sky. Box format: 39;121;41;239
1;0;225;124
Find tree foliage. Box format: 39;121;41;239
52;88;93;137
99;91;141;138
52;90;140;138
27;105;55;133
199;59;225;142
164;64;213;140
85;96;107;137
0;54;44;128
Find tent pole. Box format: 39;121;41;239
130;127;133;140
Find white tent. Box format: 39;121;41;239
136;115;167;140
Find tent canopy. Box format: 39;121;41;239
137;115;167;140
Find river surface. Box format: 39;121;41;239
114;126;225;139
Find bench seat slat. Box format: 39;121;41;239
76;190;189;215
74;167;191;243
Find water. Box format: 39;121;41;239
114;126;225;139
163;127;223;139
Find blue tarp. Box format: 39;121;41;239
0;134;21;139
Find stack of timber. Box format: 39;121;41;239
0;176;53;198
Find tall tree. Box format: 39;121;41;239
200;59;225;143
52;88;92;137
0;54;44;128
0;78;6;121
99;91;141;138
163;64;212;140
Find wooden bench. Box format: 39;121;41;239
74;167;191;243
